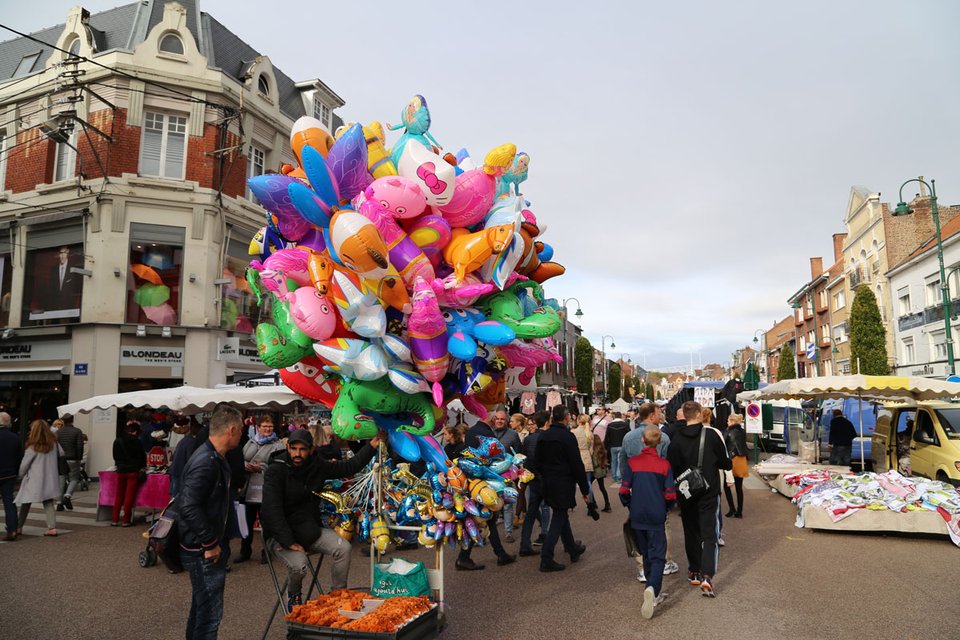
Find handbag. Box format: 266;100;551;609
623;519;640;558
676;429;708;500
148;498;182;572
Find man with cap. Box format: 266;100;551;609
261;426;384;612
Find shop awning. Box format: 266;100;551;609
0;366;66;382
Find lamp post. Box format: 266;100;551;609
601;335;615;403
893;178;954;376
752;329;766;382
560;298;583;390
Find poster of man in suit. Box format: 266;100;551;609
28;245;83;321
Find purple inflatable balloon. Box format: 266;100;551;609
247;174;312;241
328;124;373;203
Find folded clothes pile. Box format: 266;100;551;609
784;469;960;546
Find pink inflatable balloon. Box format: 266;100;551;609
364;176;426;219
286;286;337;340
437;168;496;228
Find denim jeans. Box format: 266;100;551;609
1;478;18;533
519;483;550;552
502;502;515;535
181;549;228;640
540;507;577;564
829;445;852;466
610;447;623;482
60;460;82;499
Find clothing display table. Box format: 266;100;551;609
96;471;170;521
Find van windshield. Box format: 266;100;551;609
934;409;960;439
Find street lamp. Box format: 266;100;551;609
893;177;954;376
560;298;583;390
752;329;766;382
601;335;615;403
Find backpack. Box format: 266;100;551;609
148;498;182;572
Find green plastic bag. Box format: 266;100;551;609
371;558;430;599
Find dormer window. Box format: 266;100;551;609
257;74;270;97
66;36;81;58
13;52;40;78
159;33;184;55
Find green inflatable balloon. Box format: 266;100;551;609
332;377;435;441
476;281;560;339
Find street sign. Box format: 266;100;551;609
805;342;816;360
74;363;88;375
745;402;762;434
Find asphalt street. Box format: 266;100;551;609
0;474;955;640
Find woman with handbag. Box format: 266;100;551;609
15;419;62;537
590;432;612;512
112;420;147;527
724;414;749;518
573;414;598;510
236;415;285;563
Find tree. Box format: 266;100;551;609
645;382;655;400
849;285;890;374
777;344;797;380
574;337;594;395
607;363;622;402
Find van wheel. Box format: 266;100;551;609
937;471;950;484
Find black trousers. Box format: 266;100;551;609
724;478;744;514
678;494;720;577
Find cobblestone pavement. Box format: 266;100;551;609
0;475;955;640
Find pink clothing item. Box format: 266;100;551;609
546;390;562;410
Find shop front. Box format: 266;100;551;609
0;336;72;436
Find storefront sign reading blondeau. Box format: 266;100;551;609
120;345;184;367
0;340;71;361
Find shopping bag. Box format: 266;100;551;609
370;558;431;599
148;498;182;572
623;520;640;558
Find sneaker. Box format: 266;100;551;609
641;586;656;619
504;533;515;543
663;560;680;575
700;576;715;597
636;568;646;583
539;559;565;572
687;571;702;585
63;496;73;511
286;593;302;613
518;549;538;557
718;537;725;547
532;536;544;547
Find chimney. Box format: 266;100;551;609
810;257;823;279
832;233;847;262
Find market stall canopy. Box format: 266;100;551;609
751;375;960;403
608;398;631;412
58;384;308;418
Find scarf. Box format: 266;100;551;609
253;432;278;446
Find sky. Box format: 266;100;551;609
4;1;960;371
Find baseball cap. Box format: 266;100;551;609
288;428;314;447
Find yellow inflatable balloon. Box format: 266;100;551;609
442;223;515;285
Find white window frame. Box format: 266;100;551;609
902;337;915;365
53;130;77;182
14;52;40;77
925;277;941;308
159;33;184;55
833;323;847;344
246;143;266;202
0;135;6;191
931;331;947;361
819;289;828;309
139;110;187;180
833;290;845;311
897;287;910;316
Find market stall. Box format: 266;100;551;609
748;375;960;543
57;384;306;417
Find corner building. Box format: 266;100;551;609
0;1;345;474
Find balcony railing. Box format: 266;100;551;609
924;304;945;326
849;267;870;289
898;312;924;332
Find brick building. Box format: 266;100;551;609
764;314;795;382
0;1;344;474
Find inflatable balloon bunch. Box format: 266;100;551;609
245;94;568;457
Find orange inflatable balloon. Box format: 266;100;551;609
442;223;515;285
290;116;335;168
307;250;335;295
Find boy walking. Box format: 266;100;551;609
620;426;676;619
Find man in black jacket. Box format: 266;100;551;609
828;409;857;466
261;428;383;611
57;418;85;511
0;412;23;541
534;405;590;572
666;401;731;597
454;419;516;571
518;411;551;556
178;404;244;640
604;413;630;484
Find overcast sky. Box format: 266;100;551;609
4;1;959;370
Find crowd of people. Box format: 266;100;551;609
1;396;754;635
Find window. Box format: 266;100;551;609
0;234;12;327
66;37;81;57
312;95;330;127
798;336;806;352
0;136;6;192
819;289;828;309
914;411;938;445
126;223;184;325
795;307;803;323
159;33;184;55
876;285;885;321
139;111;187;179
23;225;84;325
820;324;829;341
897;287;910;316
807;330;815;345
931;332;947;361
806;298;814;315
53;130;77;182
257;74;270;96
834;323;847;344
221;235;271;333
13;52;40;78
246;144;265;202
833;290;845;311
901;338;915;364
925;278;941;307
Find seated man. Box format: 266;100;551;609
261;428;384;611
